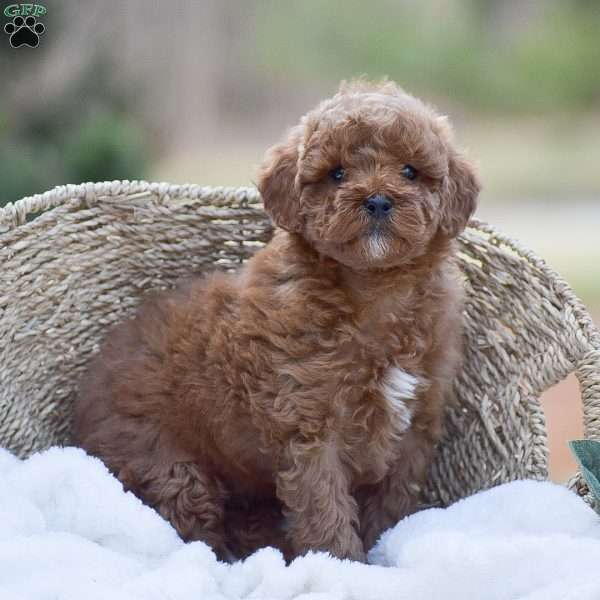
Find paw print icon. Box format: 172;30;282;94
4;15;45;48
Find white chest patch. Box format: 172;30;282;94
381;367;419;432
366;234;389;259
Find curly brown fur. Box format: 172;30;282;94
74;79;480;562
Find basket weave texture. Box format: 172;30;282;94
1;181;599;508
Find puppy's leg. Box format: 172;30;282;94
358;428;436;553
276;437;365;562
360;340;457;553
123;460;230;561
224;499;293;561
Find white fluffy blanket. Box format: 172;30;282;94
1;447;599;600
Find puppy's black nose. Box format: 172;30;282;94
364;195;393;219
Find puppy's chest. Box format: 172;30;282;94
329;307;428;460
335;364;422;482
356;300;430;361
337;364;421;434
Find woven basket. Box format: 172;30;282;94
1;181;599;509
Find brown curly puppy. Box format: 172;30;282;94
74;79;480;563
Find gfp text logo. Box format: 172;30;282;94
3;3;47;47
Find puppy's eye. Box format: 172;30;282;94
329;166;345;183
401;165;418;181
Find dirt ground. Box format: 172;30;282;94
542;374;584;483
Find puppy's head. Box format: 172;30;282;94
257;79;480;270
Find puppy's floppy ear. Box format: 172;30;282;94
439;152;480;238
257;125;303;233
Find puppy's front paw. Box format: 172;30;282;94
361;521;385;554
330;531;367;563
291;529;366;562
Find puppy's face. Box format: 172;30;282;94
257;80;480;270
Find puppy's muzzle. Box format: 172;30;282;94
364;195;393;220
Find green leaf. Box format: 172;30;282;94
569;440;600;508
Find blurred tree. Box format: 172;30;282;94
2;0;599;205
252;0;600;113
0;5;151;206
0;59;150;206
62;110;147;184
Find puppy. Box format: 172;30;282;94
74;79;480;563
